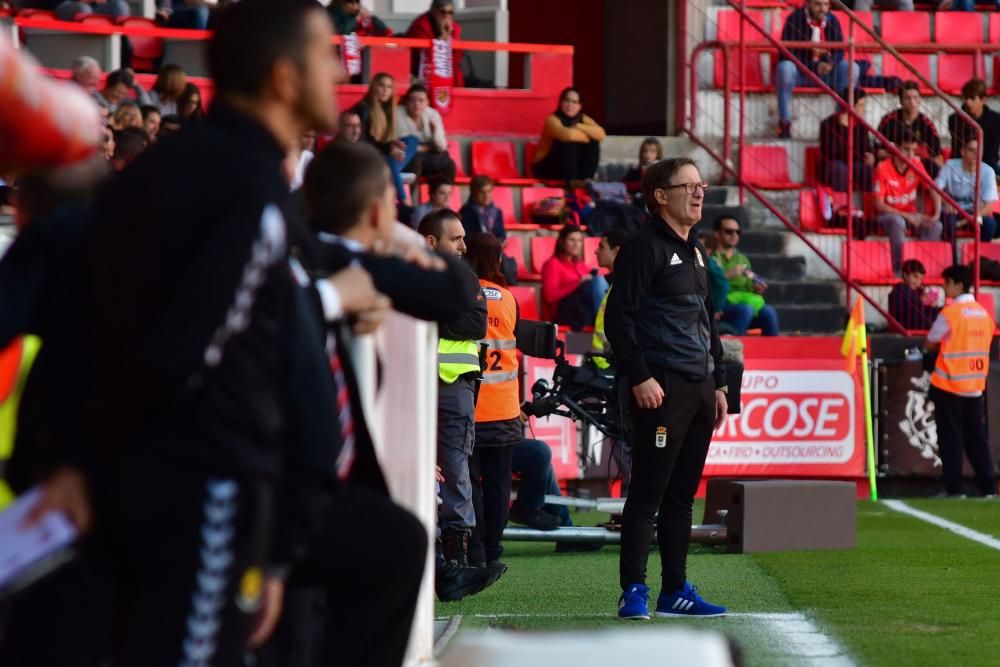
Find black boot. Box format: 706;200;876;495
441;528;471;567
435;544;494;602
508;502;561;530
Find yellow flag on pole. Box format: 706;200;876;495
841;298;866;373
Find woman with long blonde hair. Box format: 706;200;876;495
148;64;187;116
350;72;420;203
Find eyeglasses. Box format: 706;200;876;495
661;182;709;195
721;228;741;236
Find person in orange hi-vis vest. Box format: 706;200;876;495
464;233;521;578
925;264;998;497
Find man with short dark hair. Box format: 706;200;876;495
874;125;942;274
606;158;728;620
336;109;363;143
93;68;139;112
28;2;387;663
925;264;997;497
878;80;943;177
140;104;161;139
935;135;999;246
712;215;779;336
948;78;1000;173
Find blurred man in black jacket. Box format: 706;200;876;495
605;158;729;621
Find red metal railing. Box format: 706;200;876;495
686;0;991;334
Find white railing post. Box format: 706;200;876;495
350;313;438;666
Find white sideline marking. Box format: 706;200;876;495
883;499;1000;551
441;611;854;665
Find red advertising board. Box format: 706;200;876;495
704;358;867;478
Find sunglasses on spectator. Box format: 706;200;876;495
721;227;741;235
661;182;709;195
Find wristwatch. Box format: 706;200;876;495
717;385;729;394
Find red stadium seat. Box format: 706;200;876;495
508;285;540;321
119;17;164;73
962;242;1000;265
523;141;539;177
832;11;875;44
713;9;768;90
530;236;557;274
521;187;565;225
492;186;517;223
77;13;115;24
418;183;461;211
17;9;57;19
740;144;799;190
935;12;984;44
447;140;466;178
844;240;894;284
472;141;519;180
803;145;820;186
902;241;952;285
976;292;997;322
503;235;538;280
939;54;985;96
799;189;823;231
881;12;931;92
583;236;601;271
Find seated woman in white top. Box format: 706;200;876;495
395;83;457;182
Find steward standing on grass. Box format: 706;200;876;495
605;157;729;620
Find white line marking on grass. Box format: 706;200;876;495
883;499;1000;551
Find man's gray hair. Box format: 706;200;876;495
71;56;101;76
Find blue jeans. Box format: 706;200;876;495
167;5;210;29
950;0;975;9
776;59;860;123
386;135;420;203
553;273;609;330
722;302;780;336
511;438;572;526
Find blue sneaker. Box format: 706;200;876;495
617;583;650;620
655;582;727;618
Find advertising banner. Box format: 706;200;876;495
703;358;867;478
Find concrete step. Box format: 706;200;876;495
759;280;842;305
742;253;806;281
772;303;846;334
737;229;786;254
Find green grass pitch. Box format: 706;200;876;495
436;499;1000;666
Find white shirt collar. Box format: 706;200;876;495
317;231;365;253
954;293;976;304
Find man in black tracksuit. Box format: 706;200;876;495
605;157;729;620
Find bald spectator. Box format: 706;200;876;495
70;56;101;95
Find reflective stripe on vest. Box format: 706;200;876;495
476;280;520;422
592;286;611;370
438;337;481;384
0;336;41;510
931;300;996;395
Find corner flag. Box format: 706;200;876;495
842;297;877;500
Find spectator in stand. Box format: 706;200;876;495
623;137;663;195
460;175;505;241
531;87;606;182
93;68;139;112
110;101;142;130
700;232;741;336
406;0;464;87
176;82;203;122
939;0;996;10
110;129;146;172
156;0;212;30
541;223;608;329
55;0;129;21
328;0;391;36
948;79;1000;174
776;0;861;139
336;109;363;143
140;105;161;139
874;126;942;275
352;73;420;204
396;83;457;182
935;135;999;245
70;56;101;95
411;178;453;229
712;216;780;336
147;64;187;116
820;88;875;192
157;114;182;139
889;259;940;330
878;81;943;178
